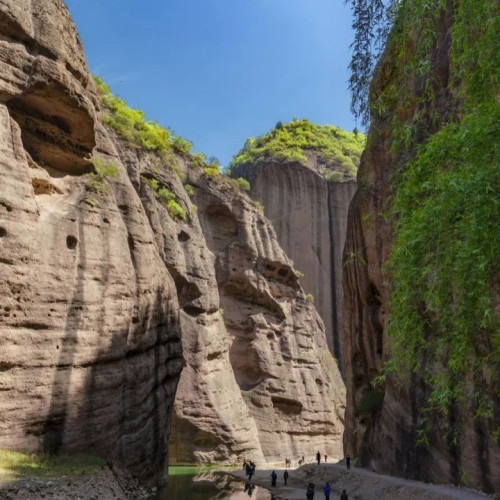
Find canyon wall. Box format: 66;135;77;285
343;0;499;493
110;138;346;465
0;0;183;484
0;0;346;478
232;161;357;369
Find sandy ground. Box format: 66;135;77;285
230;462;495;500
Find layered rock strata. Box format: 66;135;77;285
232;160;357;368
0;0;183;484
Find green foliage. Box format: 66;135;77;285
355;389;384;420
0;450;105;479
184;184;195;196
345;0;394;125
305;293;314;302
236;177;251;191
370;0;500;439
144;177;187;222
83;197;99;207
93;76;192;162
85;157;119;194
192;152;207;168
295;269;304;278
231;120;365;182
253;200;265;214
218;308;224;317
203;164;220;178
388;104;500;421
166;199;187;222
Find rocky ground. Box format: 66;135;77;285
0;465;155;500
231;463;496;500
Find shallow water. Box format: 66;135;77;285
166;467;272;500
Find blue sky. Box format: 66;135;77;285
65;0;356;166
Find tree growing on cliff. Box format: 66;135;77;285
345;0;395;126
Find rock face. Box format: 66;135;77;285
232;161;357;368
0;0;183;484
342;0;500;493
110;138;346;465
0;0;346;479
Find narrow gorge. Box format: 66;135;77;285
231;121;364;368
0;0;346;488
0;0;498;498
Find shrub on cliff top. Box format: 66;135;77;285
236;177;251;191
93;76;192;158
231;120;365;182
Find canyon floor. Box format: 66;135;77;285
231;463;495;500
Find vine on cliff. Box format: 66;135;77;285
381;0;500;441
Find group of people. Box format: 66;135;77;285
315;450;328;465
307;481;349;500
270;468;289;486
243;459;256;481
249;452;353;498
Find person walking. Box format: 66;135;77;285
248;462;255;481
324;454;328;463
306;482;315;500
283;469;289;485
324;481;331;500
346;454;351;470
340;489;348;500
271;470;277;487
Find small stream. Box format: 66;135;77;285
166;467;272;499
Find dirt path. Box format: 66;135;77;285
230;463;494;500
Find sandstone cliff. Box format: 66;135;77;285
343;0;499;493
230;121;364;368
0;0;183;484
106;132;346;465
232;160;357;369
0;0;346;479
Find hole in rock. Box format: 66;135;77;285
32;179;61;195
183;305;205;317
7;86;95;175
271;396;303;415
178;230;190;242
0;227;6;237
204;204;238;253
66;235;78;249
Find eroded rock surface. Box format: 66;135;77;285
0;0;346;480
109;135;346;465
232;160;357;368
342;1;500;493
0;0;183;484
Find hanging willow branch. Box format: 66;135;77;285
345;0;396;126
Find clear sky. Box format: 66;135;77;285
65;0;356;167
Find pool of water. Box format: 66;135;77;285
166;467;272;499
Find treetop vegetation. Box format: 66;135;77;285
231;119;365;182
93;76;193;159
